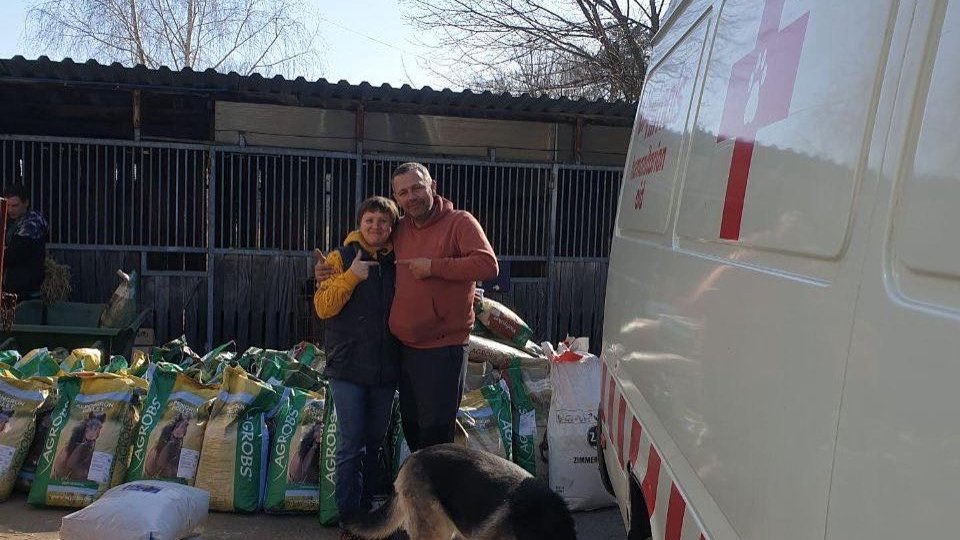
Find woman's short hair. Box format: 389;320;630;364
357;196;400;225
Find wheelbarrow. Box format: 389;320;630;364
0;300;150;358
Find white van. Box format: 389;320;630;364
599;1;960;539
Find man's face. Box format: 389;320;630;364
5;196;26;221
392;170;435;221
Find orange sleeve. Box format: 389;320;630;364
313;250;363;319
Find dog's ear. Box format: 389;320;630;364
510;479;578;540
512;506;577;540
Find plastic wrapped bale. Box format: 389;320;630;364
12;348;60;378
236;347;287;376
464;358;499;392
129;350;149;379
257;353;289;388
141;360;185;386
149;337;201;369
59;349;102;374
191;342;237;384
259;354;325;393
126;363;217;486
467;334;535;369
544;340;615;511
60;480;208;540
280;362;325;393
457;381;513;461
0;372;50;500
96;356;129;375
99;270;138;329
0;350;20;366
194;365;280;512
264;387;326;513
473;296;534;348
28;373;143;508
288;341;325;372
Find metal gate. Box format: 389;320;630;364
1;135;622;351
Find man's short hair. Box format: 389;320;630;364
1;184;29;203
390;162;432;184
357;196;400;225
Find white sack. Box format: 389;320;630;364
545;339;615;511
60;480;208;540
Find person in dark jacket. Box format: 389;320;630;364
313;196;400;533
3;185;48;301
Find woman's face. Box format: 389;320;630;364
359;211;393;248
85;419;103;441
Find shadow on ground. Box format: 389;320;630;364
0;493;624;539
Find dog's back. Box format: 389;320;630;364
344;444;576;540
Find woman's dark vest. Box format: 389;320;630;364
323;243;400;387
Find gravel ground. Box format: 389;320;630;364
0;492;625;539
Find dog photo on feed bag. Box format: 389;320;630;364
343;444;576;540
0;373;49;501
28;373;140;508
264;387;325;513
126;362;217;486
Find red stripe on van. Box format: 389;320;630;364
606;386;617;450
642;446;661;516
665;483;686;540
616;397;627;468
628;417;642;466
719;140;754;240
607;380;616;428
600;361;609;421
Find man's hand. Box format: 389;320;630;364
313;249;335;284
398;258;432;279
348;251;379;281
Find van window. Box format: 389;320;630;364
617;13;710;237
893;3;960;311
677;0;894;260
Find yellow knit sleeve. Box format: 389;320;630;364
313;250;363;319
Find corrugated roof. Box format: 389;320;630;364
0;56;637;124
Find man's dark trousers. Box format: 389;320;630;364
398;344;467;451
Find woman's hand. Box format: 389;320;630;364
348;251;379;281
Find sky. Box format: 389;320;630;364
0;0;452;89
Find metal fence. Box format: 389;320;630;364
2;135;623;352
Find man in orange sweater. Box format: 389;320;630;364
315;162;498;451
388;162;498;450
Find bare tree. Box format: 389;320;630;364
404;0;668;101
24;0;322;77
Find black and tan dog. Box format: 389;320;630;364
343;444;577;540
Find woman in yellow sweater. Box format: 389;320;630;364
313;196;400;535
